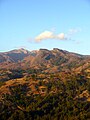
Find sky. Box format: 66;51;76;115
0;0;90;55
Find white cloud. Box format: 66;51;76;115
68;28;81;35
57;33;65;40
35;31;54;42
35;31;66;42
33;28;81;42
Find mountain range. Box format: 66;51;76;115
0;48;90;120
0;48;90;73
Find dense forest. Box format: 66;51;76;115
0;70;90;120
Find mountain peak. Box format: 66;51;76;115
39;49;50;51
53;48;60;51
8;48;29;54
18;48;29;54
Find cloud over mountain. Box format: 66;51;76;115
35;31;66;42
32;28;81;42
35;31;54;42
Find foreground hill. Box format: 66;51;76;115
0;71;90;120
0;48;90;73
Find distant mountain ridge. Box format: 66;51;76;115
0;48;30;63
0;48;90;72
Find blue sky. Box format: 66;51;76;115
0;0;90;55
